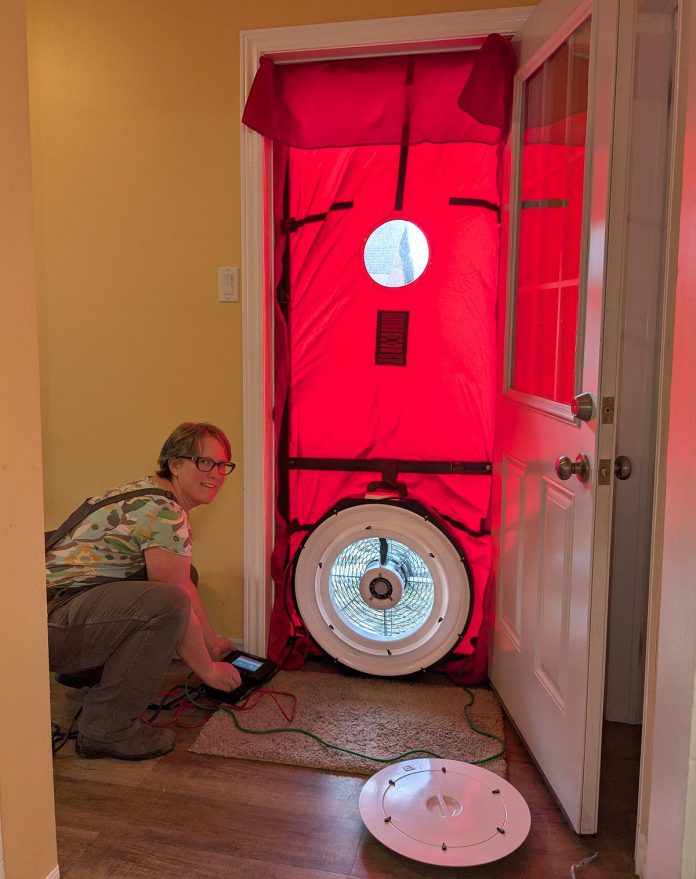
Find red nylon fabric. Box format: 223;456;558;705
250;42;515;682
268;142;500;681
243;35;515;149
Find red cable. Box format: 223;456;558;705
230;688;297;723
142;683;298;728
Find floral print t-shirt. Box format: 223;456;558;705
45;477;192;589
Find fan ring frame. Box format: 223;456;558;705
293;500;473;676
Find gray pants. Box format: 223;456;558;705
48;580;190;741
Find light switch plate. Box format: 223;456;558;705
218;266;239;302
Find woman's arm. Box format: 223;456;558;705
145;546;233;657
144;547;240;690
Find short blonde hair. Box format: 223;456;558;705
156;422;232;478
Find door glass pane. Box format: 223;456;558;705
512;18;591;403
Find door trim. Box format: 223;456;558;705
240;8;535;654
639;1;696;876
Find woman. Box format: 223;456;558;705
46;422;241;760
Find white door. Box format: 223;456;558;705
490;0;624;834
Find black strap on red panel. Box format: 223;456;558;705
280;201;354;235
449;196;501;222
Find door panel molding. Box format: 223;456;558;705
503;388;580;424
535;477;574;713
500;455;527;649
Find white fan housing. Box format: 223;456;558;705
293;502;472;676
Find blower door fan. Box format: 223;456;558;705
293;502;472;676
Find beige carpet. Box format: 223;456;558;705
190;668;506;777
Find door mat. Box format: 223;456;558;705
190;668;506;777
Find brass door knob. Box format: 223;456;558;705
614;455;632;480
555;454;591;483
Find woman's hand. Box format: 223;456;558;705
210;636;235;661
201;661;242;692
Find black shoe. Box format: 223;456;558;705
55;668;103;689
76;725;175;761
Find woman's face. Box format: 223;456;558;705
169;434;231;511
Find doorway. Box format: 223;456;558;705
240;6;533;657
244;44;513;679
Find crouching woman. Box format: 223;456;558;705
46;422;241;760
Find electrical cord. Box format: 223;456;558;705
53;674;504;767
51;681;214;755
51;707;82;755
141;682;218;729
184;678;505;766
143;676;298;726
230;687;298;723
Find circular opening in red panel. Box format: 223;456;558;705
363;220;429;287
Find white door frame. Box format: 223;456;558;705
637;1;696;875
605;1;674;726
240;7;535;655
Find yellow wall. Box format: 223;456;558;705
0;0;58;876
27;0;532;641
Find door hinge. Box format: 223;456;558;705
601;397;615;424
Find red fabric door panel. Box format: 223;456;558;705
270;141;500;681
242;41;515;681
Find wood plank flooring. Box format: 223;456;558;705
50;664;639;878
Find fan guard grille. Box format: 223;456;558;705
329;537;435;639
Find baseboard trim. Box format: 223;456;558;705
45;867;60;879
634;832;646;878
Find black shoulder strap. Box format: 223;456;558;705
45;487;176;552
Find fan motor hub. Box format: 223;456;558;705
370;577;393;599
359;563;404;609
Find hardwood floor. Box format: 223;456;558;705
50;665;639;878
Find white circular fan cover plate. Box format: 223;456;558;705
359;759;531;867
294;503;472;676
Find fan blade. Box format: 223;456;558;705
379;537;389;566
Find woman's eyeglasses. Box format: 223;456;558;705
175;456;236;476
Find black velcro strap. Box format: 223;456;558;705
287;458;492;475
394;57;416;212
280;201;354;235
395;122;411;212
449;197;501;222
433;509;491;539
